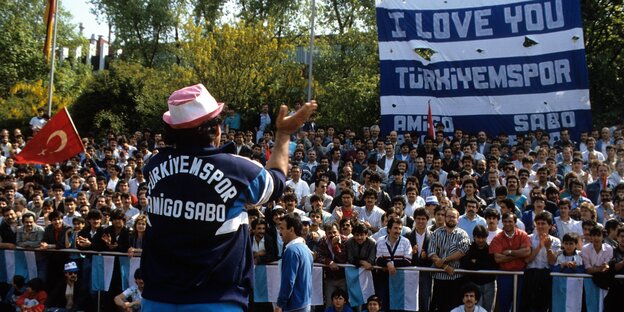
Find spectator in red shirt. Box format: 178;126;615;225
489;212;531;312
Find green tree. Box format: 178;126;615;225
178;21;307;122
0;0;88;124
582;0;624;126
71;61;184;136
311;0;379;128
90;0;187;67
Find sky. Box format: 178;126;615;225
66;0;241;40
67;0;110;39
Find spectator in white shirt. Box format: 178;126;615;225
285;165;310;204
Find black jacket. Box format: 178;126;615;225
46;279;90;311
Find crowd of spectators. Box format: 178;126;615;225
0;107;623;311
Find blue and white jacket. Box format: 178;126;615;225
141;143;284;307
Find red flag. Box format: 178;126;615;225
43;0;57;59
15;107;84;164
427;100;435;138
265;143;271;160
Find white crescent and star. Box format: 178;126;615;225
46;130;68;152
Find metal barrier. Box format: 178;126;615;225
4;247;624;312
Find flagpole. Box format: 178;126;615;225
46;0;60;117
306;0;316;102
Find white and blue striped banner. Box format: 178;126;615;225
253;264;323;305
552;276;582;312
311;265;323;306
118;256;141;290
0;250;37;282
376;0;591;140
253;264;282;303
91;255;115;291
389;270;419;311
345;267;375;307
583;279;607;312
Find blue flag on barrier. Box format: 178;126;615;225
253;264;323;305
91;255;115;291
253;264;281;303
389;269;419;311
583;279;607;312
345;267;375;307
552;276;583;312
0;250;37;282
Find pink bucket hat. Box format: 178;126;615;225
163;84;224;129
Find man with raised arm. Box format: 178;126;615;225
141;84;316;311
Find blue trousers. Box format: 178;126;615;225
496;275;522;312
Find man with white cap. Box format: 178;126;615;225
140;83;316;311
46;261;90;311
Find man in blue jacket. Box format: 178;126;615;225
141;83;316;311
277;213;313;312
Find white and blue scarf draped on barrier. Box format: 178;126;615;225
0;251;140;292
91;255;141;291
389;269;419;311
253;264;323;306
0;251;612;310
345;267;376;307
0;250;37;282
376;0;591;141
552;276;583;312
583;279;607;312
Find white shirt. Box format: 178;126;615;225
107;177;120;191
356;205;385;231
414;231;426;254
62;212;81;227
404;196;426;218
554;216;583;241
608;171;624;187
581;243;613;268
487;228;502;244
383;156;394;176
252;236;266;254
582;150;605;163
29;116;46;130
527;233;560;269
128;178;145;197
450;305;488;312
123;207;141;227
285;179;310;203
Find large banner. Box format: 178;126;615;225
376;0;592;142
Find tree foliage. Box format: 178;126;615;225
581;0;624;126
89;0;188;67
3;0;624;134
179;21;307;119
0;0;88;126
311;0;380;128
70;60;189;137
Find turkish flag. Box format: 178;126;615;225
15;107;84;164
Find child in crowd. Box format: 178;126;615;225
553;233;585;273
15;278;47;312
114;269;144;311
325;288;353;312
0;275;26;311
363;295;382;312
552;233;585;312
